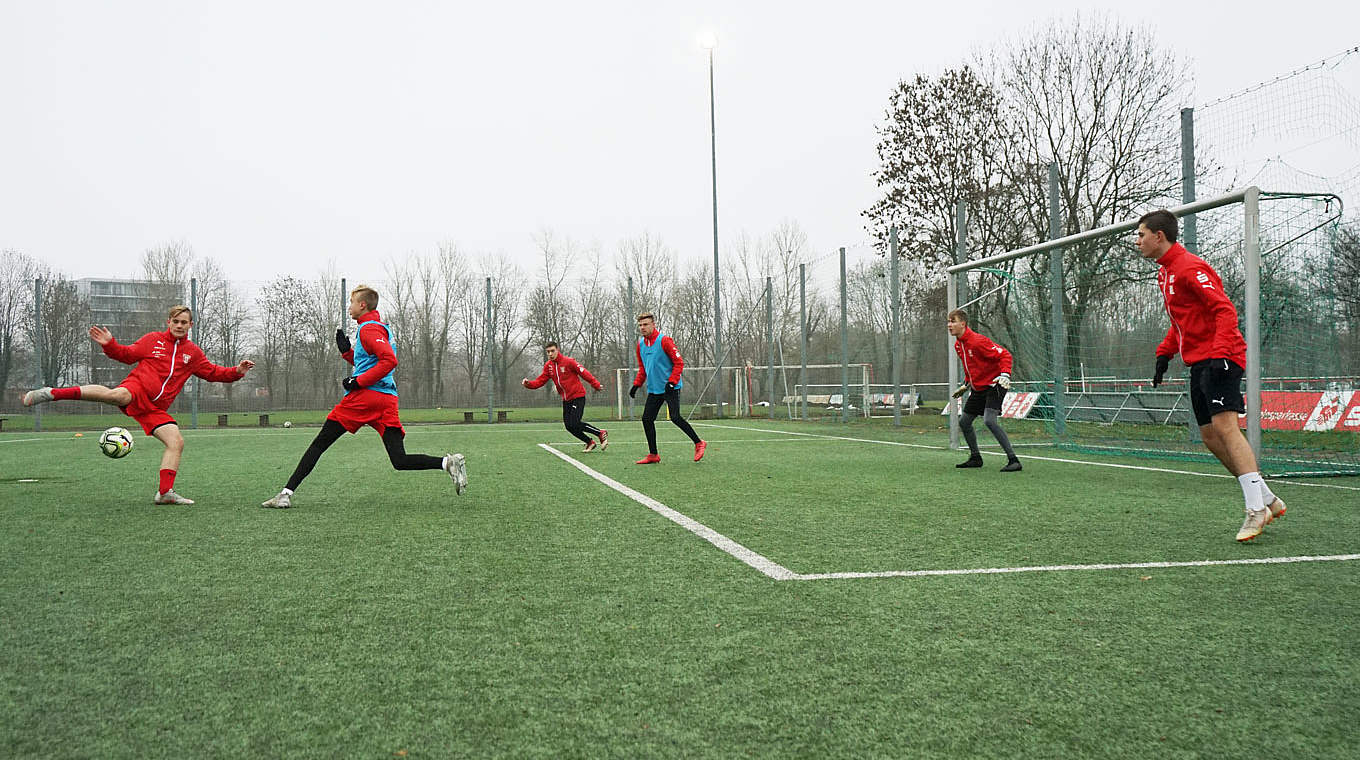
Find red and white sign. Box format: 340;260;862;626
1247;390;1358;432
941;391;1040;419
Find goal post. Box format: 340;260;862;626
947;186;1358;477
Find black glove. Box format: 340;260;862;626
629;384;639;399
1152;355;1171;387
335;328;352;354
342;376;362;393
664;381;678;393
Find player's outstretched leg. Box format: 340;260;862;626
955;412;983;468
263;420;346;508
381;427;467;495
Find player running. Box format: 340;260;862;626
628;312;705;464
948;309;1021;472
1138;209;1286;542
22;305;255;505
522;341;608;452
260;285;466;509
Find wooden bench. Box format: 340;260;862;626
462;410;512;423
259;414;270;427
0;415;8;431
218;414;229;427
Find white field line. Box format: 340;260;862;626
536;443;797;580
543;438;816;447
541;441;1360;581
796;554;1360;580
697;423;1360;493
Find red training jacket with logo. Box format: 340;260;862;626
1154;243;1247;367
103;329;245;410
953;327;1012;390
525;353;603;401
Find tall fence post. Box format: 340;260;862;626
626;276;635;420
1180;107;1203;444
1048;162;1067;437
799;263;808;422
485;277;494;423
890;226;901;427
190;277;199;429
947;269;958;450
1244;186;1262;458
766;277;775;418
839;248;849;424
955;201;969;309
33;278;43;433
339;278;347;326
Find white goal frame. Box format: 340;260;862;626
946;186;1263;454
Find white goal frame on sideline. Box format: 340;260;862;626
946;187;1264;454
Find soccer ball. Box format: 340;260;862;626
98;427;134;459
283;421;292;428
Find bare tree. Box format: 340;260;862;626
985;14;1190;373
525;228;584;348
26;269;91;387
140;240;193;333
254;277;309;407
0;250;37;397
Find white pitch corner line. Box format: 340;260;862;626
697;423;1360;492
536;443;798;581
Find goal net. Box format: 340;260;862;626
947;187;1359;477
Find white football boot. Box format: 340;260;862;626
154;490;195;505
443;453;468;495
23;387;54;406
261;491;292;509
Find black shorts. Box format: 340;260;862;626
1189;358;1245;426
962;384;1006;417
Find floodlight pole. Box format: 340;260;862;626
1049;163;1067;437
627;276;635;420
839;247;848;424
707;44;723;418
799;263;808;421
190;277;199;429
486;277;494;423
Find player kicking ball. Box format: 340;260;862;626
522;341;608;452
23;305;254;505
261;285;466;509
628;311;705;464
948;309;1021;472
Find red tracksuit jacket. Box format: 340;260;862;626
103;330;244;410
525;354;602;401
953;328;1012;391
1154;243;1247;367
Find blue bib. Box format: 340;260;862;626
638;333;681;395
352;320;398;396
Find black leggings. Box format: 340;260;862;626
285;420;443;492
562;398;602;443
641;388;701;454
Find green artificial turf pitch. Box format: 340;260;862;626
3;419;1358;758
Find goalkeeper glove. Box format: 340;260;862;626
342;376;362;393
629;384;639;399
1152;355;1171;387
996;373;1011;391
952;383;970;399
335;328;352;354
665;381;678;393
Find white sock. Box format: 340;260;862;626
282;488;293;496
1258;480;1278;506
1237;473;1265;512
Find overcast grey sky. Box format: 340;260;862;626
2;1;1357;282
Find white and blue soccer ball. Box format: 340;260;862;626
98;427;134;459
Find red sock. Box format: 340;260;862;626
51;386;81;400
159;469;176;495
